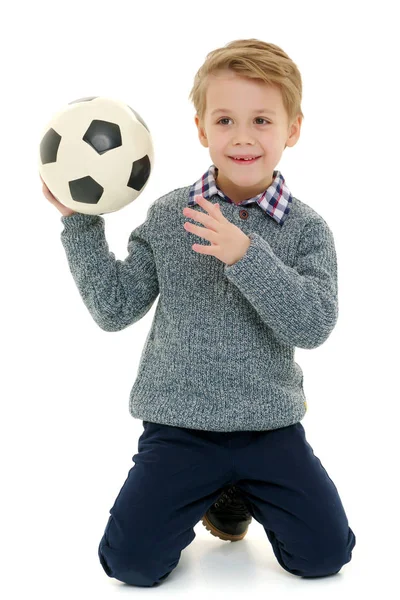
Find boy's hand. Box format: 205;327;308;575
183;195;251;266
39;174;77;217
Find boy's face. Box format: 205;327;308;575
195;70;302;203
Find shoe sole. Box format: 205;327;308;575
201;513;249;542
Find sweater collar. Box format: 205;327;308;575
188;164;293;225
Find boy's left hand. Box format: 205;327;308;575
183;195;251;266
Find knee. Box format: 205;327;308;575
98;535;171;587
300;529;356;578
300;553;347;578
283;527;356;579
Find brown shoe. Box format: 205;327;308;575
201;485;252;542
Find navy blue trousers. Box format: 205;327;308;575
98;421;356;586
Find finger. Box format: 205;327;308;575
192;242;213;254
195;195;219;212
185;222;218;243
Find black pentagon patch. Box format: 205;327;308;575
69;176;104;205
68;97;98;104
128;106;150;133
83;120;122;155
128;155;151;191
40;128;62;164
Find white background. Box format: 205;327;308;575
1;0;399;597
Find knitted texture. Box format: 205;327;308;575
60;185;338;431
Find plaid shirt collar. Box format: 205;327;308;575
188;164;293;225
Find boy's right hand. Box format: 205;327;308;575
40;174;77;217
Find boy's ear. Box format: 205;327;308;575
195;115;209;148
285;115;302;149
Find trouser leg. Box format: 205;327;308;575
98;421;233;586
232;422;356;578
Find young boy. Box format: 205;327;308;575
41;39;356;587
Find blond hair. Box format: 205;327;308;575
188;39;304;126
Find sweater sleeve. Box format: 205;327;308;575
223;217;338;349
60;206;159;331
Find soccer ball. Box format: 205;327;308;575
38;96;154;215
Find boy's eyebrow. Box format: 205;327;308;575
211;108;277;115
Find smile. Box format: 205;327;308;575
229;156;261;164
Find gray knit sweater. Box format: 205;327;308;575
60;176;338;432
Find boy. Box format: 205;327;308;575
41;39;356;586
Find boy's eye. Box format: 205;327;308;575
217;117;270;125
